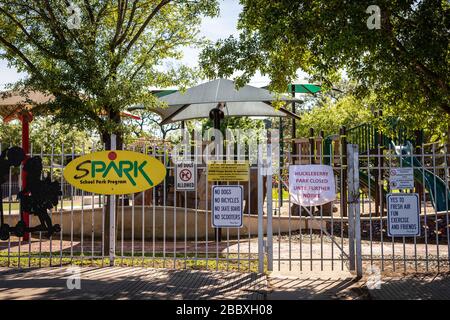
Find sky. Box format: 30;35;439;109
0;0;274;90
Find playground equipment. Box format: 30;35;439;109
343;115;450;214
0;147;61;240
347;119;450;212
395;141;450;212
289;113;450;216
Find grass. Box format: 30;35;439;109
0;251;263;273
2;202;20;211
272;189;289;201
2;199;85;212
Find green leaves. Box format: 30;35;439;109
200;0;449;120
0;0;219;139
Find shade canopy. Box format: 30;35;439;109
0;91;53;121
0;90;141;121
138;78;302;124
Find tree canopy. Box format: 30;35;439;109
200;0;450;120
0;117;94;153
0;0;219;145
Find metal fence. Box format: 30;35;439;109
1;137;449;275
357;143;450;273
0;139;262;272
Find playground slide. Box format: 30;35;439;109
394;141;450;212
323;136;449;211
323;136;389;200
358;170;388;201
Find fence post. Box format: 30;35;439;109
109;134;117;266
347;144;363;277
347;144;356;271
257;145;264;273
266;144;273;272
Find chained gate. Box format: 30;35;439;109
0;137;449;276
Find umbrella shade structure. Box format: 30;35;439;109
139;78;302;125
0;90;49;242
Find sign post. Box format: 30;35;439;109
109;134;116;266
387;193;420;237
63;141;167;267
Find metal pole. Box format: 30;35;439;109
279;117;283;206
21;114;31;242
257;145;264;273
347;144;356;271
291;84;297;155
351;144;363;278
341;127;348;217
266;144;273;272
210;105;224;242
109;134;117;266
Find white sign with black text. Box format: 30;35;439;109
211;185;243;228
389;168;414;190
176;162;196;191
387;193;420;237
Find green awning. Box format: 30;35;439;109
151;90;178;98
287;84;321;94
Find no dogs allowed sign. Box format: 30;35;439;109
176;162;196;191
211;185;243;228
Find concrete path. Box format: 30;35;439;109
1;267;449;300
0;267;267;300
367;273;450;300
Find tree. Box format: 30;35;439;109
0;0;219;147
296;95;374;138
0;0;219;255
0;116;95;181
123;109;180;141
199;0;450;120
0;117;94;153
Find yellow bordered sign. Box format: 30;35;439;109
207;161;249;182
63;150;166;195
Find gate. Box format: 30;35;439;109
263;134;360;274
264;132;450;275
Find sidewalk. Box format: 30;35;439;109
266;268;450;300
266;268;369;300
0;267;267;300
0;267;449;300
367;273;450;300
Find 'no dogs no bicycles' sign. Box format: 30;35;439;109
211;185;243;228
